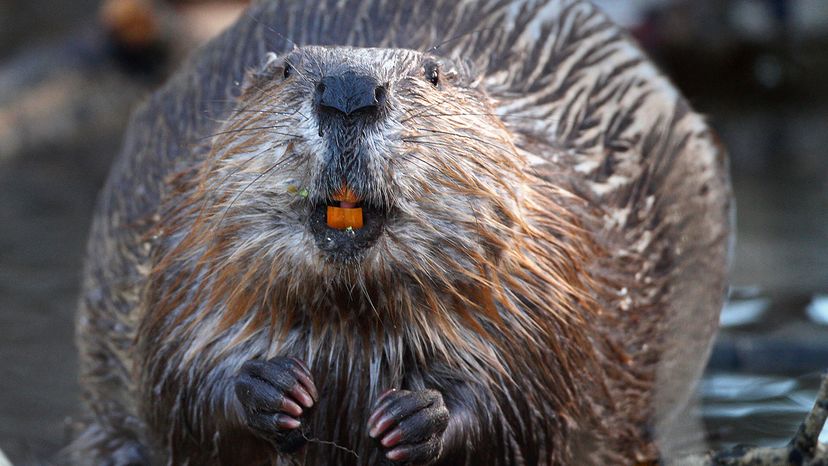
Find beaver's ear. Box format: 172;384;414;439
239;52;281;96
447;56;477;86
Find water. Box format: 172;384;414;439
2;1;828;464
701;372;826;450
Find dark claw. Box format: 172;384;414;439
234;356;317;453
367;389;449;465
386;435;442;463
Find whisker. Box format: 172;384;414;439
245;11;300;50
214;152;302;228
393;149;445;173
400;138;459;151
308;54;325;79
357;276;381;321
200;126;303;141
215;109;302;118
401;111;496;123
402;112;550;123
426;26;504;53
400;95;459;120
283;56;314;85
411;128;512;153
214;105;309;127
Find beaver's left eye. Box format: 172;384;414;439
283;63;293;79
424;62;439;86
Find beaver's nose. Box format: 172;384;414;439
315;72;386;119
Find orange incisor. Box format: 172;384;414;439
327;184;363;230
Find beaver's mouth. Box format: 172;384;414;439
308;198;387;261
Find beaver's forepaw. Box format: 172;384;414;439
367;389;449;465
234;357;317;453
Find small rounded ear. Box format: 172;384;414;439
239;52;282;95
445;56;476;86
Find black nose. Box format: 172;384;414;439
316;72;386;119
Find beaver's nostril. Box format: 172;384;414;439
316;72;385;119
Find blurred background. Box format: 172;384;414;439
0;0;826;463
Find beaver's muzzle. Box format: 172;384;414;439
308;70;392;260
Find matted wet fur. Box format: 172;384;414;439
69;1;731;465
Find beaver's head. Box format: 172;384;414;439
154;45;594;365
184;46;530;291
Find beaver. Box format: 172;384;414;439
70;0;731;464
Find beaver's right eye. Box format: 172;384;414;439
283;63;293;79
424;62;439;86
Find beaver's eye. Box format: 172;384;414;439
424;62;439;86
283;63;292;79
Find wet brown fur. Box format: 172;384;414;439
70;1;731;465
138;48;617;464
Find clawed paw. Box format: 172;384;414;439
367;389;449;465
234;356;317;453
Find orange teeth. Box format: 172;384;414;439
327;206;363;230
327;183;363;230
